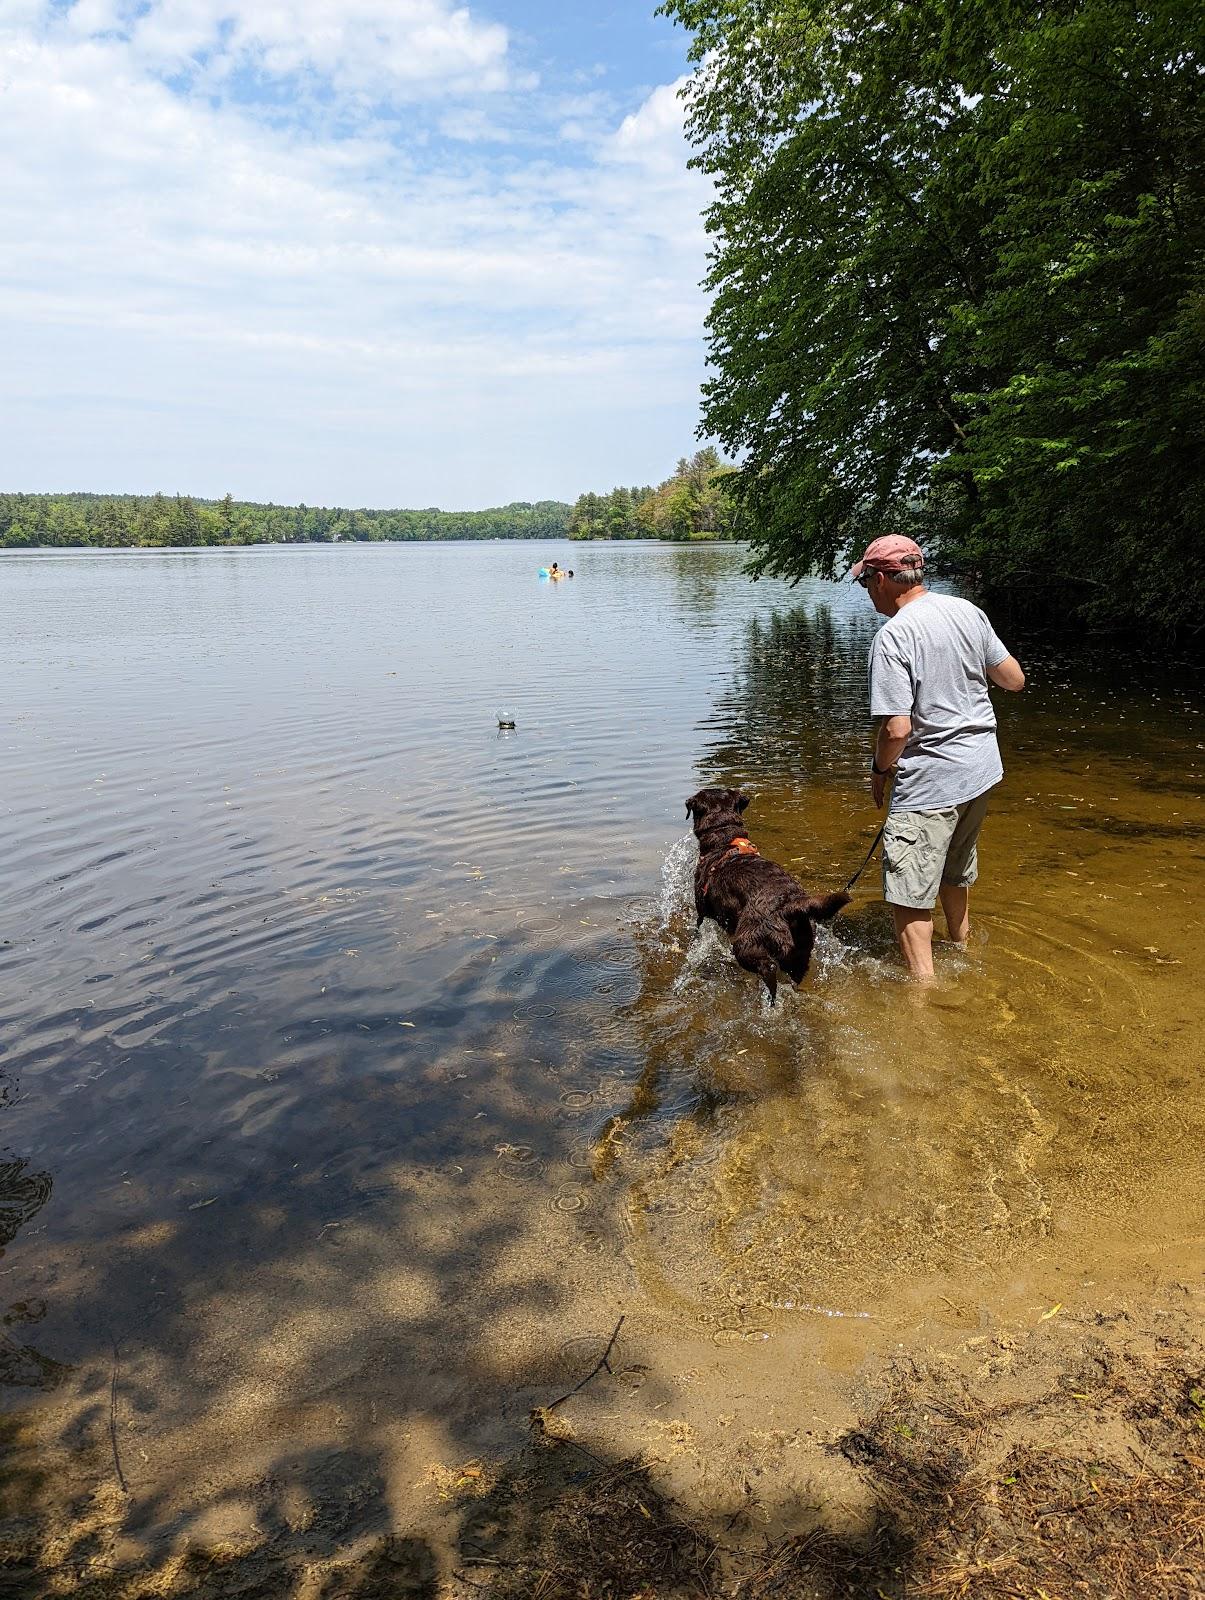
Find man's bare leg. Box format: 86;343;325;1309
891;906;935;980
939;884;970;944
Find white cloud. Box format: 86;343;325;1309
43;0;517;100
608;77;693;173
0;1;43;26
0;7;712;504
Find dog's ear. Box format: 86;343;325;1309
736;791;751;813
685;795;697;818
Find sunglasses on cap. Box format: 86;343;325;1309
857;561;923;586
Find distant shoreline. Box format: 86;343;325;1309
1;453;739;549
0;537;746;553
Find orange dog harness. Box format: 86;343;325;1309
701;835;760;896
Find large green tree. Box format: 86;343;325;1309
636;447;739;538
570;452;736;539
662;0;1205;633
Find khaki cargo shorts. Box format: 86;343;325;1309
882;792;992;910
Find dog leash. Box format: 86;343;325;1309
843;820;887;893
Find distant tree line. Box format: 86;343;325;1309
568;448;737;541
0;492;572;548
566;483;656;540
1;452;739;550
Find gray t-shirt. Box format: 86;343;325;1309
868;592;1010;812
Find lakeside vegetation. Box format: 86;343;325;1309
0;492;571;548
0;451;738;550
569;448;737;541
664;0;1205;635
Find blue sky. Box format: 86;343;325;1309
0;1;709;508
498;1;688;100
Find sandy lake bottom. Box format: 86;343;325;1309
1;543;1202;1595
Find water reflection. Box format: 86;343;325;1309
704;603;878;792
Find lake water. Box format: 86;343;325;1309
2;542;1203;1563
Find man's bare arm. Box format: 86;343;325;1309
871;714;912;807
987;655;1025;691
875;714;912;770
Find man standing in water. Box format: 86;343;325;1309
852;536;1025;980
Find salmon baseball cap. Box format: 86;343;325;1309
849;534;925;580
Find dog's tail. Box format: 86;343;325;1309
803;890;851;923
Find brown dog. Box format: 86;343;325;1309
685;787;850;1002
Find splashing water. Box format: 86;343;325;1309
671;918;733;996
658;831;697;926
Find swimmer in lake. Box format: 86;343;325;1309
853;535;1025;981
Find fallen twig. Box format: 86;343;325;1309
546;1315;625;1412
108;1333;129;1495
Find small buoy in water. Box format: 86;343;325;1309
498;718;516;729
497;707;517;729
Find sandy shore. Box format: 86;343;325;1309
4;1255;1202;1598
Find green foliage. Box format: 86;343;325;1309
570;449;737;540
567;484;655;539
637;448;740;539
661;0;1205;633
1190;1385;1205;1429
0;493;572;549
